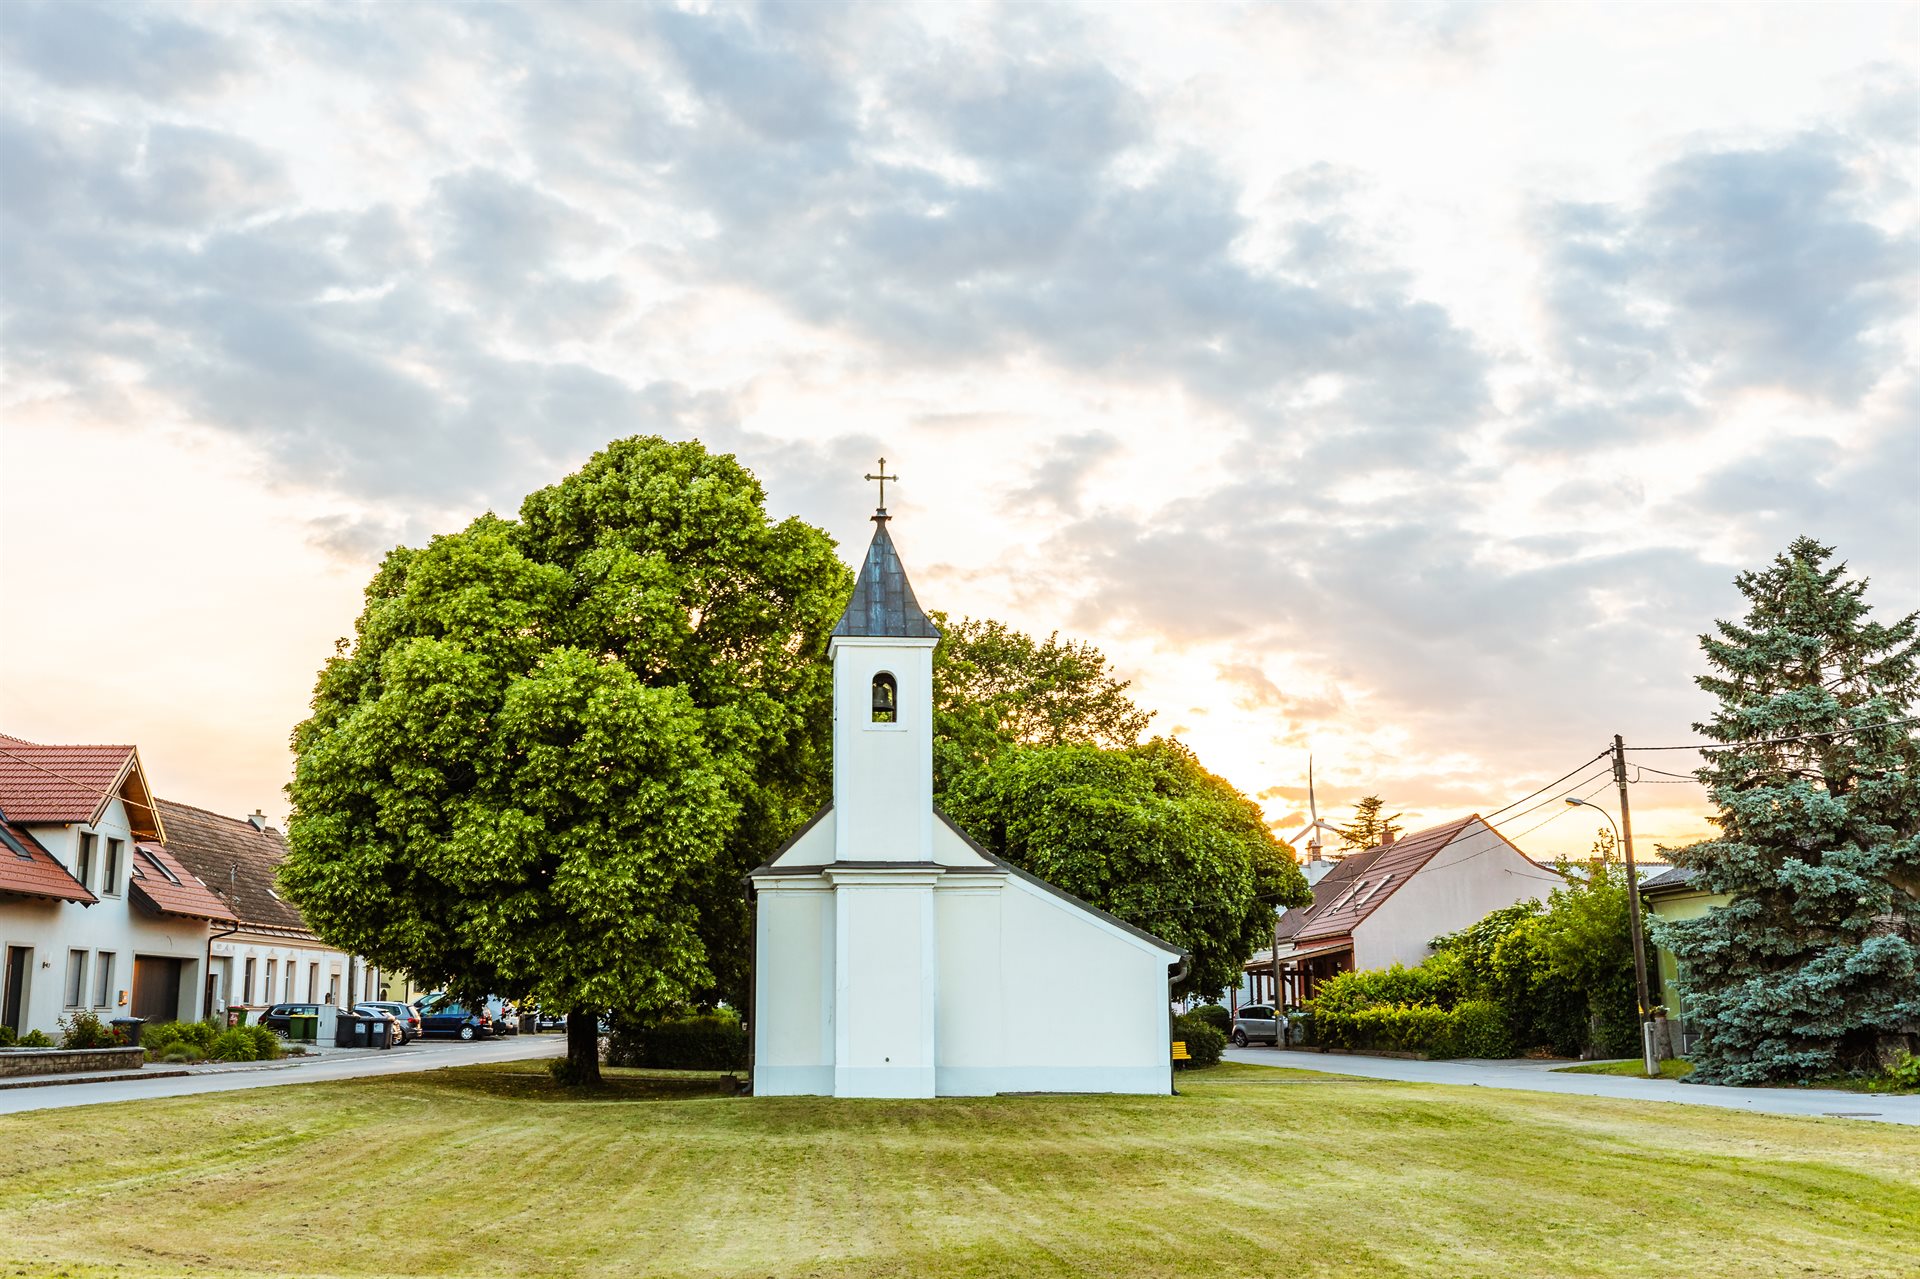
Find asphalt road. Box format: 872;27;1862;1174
1222;1045;1920;1125
0;1033;564;1115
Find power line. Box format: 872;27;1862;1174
1630;716;1920;753
1491;766;1613;830
1507;775;1613;842
1632;763;1699;781
0;743;161;820
1482;749;1613;821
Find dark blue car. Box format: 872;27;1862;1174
415;993;495;1040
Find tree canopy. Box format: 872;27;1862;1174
1655;537;1920;1083
1336;796;1404;851
282;437;850;1082
930;613;1153;797
943;738;1311;998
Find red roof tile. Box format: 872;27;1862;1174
0;732;161;838
156;798;314;936
1294;816;1480;945
0;818;96;905
129;842;236;923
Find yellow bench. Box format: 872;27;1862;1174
1171;1040;1191;1062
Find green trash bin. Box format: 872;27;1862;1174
288;1013;319;1044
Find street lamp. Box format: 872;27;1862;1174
1564;796;1659;1078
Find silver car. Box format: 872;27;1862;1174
1230;1004;1283;1047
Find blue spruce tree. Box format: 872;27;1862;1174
1656;538;1920;1084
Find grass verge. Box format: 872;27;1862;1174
1556;1058;1695;1080
0;1060;1914;1279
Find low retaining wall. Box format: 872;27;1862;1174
0;1046;146;1078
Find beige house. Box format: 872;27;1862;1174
1246;815;1564;1008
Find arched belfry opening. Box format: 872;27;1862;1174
871;672;898;723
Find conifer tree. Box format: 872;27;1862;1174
1336;795;1403;851
1657;538;1920;1084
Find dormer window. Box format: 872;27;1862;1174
871;672;898;723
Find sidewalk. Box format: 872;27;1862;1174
1222;1045;1920;1126
0;1035;564;1114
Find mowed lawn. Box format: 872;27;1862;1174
2;1062;1916;1279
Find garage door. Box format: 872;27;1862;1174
131;956;184;1021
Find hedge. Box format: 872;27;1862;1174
607;1013;747;1071
1187;1004;1232;1034
1310;999;1512;1059
1172;1014;1225;1069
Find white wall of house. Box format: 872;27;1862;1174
1352;821;1562;970
212;934;371;1011
0;796;207;1036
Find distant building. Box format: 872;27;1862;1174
1241;815;1564;1009
1;733;233;1035
1639;865;1730;1057
156;798;381;1015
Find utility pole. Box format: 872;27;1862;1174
1613;734;1657;1077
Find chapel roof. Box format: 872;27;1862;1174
832;518;939;640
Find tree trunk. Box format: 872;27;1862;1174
565;1010;602;1086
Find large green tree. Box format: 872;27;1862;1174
1655;537;1920;1084
282;438;849;1083
930;613;1153;797
943;739;1311;998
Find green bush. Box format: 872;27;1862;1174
0;1025;16;1048
58;1010;123;1050
140;1019;233;1062
1443;999;1514;1059
208;1028;260;1062
18;1030;53;1048
245;1024;283;1060
606;1012;746;1071
1188;1004;1231;1034
1172;1014;1226;1069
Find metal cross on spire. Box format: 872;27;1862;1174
864;457;898;512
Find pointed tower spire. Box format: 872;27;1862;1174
833;461;939;640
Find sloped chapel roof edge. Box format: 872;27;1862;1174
831;518;939;640
932;808;1184;957
746;803;834;878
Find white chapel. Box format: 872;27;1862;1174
749;492;1185;1098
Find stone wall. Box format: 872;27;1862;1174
0;1046;146;1078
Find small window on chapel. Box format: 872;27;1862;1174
871;672;898;723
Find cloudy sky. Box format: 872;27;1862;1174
1;1;1914;858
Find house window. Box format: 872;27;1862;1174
265;959;278;1004
65;949;88;1007
94;953;115;1007
283;964;294;1001
75;833;96;889
1327;881;1366;913
309;962;320;1002
871;672;898;723
101;839;123;896
243;957;257;1004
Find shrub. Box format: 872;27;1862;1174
1171;1014;1226;1069
1188;1004;1231;1034
1443;999;1514;1059
607;1012;746;1071
0;1025;15;1048
58;1010;122;1050
245;1024;283;1060
207;1028;260;1062
18;1030;53;1048
140;1020;235;1062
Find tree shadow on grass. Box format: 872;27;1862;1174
418;1062;745;1104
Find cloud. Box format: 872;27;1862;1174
0;0;249;100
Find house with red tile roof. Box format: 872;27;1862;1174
1239;815;1564;1011
1;732;230;1037
157;798;385;1015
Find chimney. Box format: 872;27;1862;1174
248;810;268;832
1308;837;1324;863
1381;830;1397;847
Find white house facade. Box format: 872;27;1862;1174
749;505;1184;1098
1;735;230;1036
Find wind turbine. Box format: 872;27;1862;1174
1284;756;1340;866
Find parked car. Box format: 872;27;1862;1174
485;996;519;1035
257;1003;322;1036
357;1000;422;1043
415;993;495;1040
1230;1004;1283;1047
354;1002;412;1045
532;1007;566;1032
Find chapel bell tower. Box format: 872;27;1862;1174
829;460;939;862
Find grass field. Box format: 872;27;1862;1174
1557;1058;1696;1080
2;1061;1916;1279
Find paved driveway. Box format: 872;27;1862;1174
0;1034;564;1114
1222;1046;1920;1125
